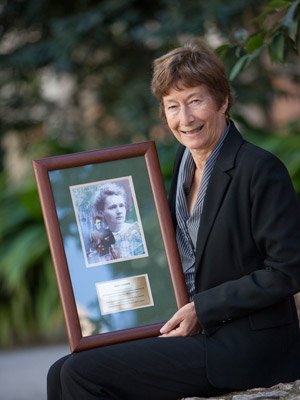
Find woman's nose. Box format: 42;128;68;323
179;105;194;125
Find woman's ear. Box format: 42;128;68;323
221;97;229;114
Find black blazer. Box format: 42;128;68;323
169;121;300;389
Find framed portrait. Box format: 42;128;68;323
33;141;188;352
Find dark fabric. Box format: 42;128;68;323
169;121;300;389
47;336;231;400
48;355;68;400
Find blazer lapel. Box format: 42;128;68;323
194;123;244;273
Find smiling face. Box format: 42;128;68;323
163;84;228;156
102;194;127;231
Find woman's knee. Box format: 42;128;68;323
58;353;109;398
47;355;70;400
48;355;69;385
59;354;79;383
47;354;90;399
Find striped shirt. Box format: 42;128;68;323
176;125;229;300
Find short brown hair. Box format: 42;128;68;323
151;39;233;119
93;183;127;213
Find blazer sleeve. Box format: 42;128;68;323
194;153;300;334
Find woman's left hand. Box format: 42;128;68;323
159;302;201;337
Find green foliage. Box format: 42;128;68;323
219;0;300;79
0;0;264;148
0;136;78;347
218;0;300;197
0;177;65;346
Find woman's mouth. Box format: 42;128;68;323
180;125;204;135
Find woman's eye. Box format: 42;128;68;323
191;99;201;105
166;105;177;111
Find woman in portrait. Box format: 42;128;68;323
93;182;145;259
88;215;116;263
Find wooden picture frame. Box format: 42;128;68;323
33;141;188;352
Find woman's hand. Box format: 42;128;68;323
159;302;201;337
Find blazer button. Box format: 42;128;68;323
222;317;232;324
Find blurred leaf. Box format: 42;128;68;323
18;185;43;220
246;32;265;53
229;54;249;81
229;48;262;80
268;31;286;62
266;0;291;8
34;257;63;336
0;225;48;290
279;0;300;44
287;18;299;41
0;205;28;238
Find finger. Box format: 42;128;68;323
160;314;181;334
159;326;185;337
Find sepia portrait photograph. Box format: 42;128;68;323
70;176;148;267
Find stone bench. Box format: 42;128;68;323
182;380;300;400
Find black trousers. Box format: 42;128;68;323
47;334;232;400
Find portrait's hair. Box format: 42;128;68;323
151;39;233;119
93;182;128;215
93;215;102;224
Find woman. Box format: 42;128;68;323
88;215;116;262
93;182;145;259
47;40;300;399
